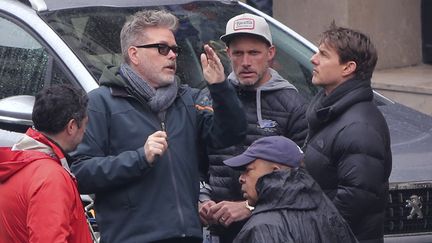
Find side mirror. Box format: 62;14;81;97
0;95;34;133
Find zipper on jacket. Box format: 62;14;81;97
302;133;311;150
160;121;166;133
166;148;186;233
158;111;186;234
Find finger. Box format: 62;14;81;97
219;215;229;226
206;200;217;208
203;46;222;73
200;53;209;68
207;46;221;64
148;135;167;149
209;202;223;215
150;131;167;139
224;217;233;226
150;138;168;151
148;132;168;150
211;204;226;219
204;44;216;59
150;144;165;156
199;202;209;215
145;141;166;162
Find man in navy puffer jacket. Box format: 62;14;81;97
303;23;392;243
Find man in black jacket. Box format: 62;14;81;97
71;10;246;243
223;136;358;243
303;23;392;243
198;13;308;243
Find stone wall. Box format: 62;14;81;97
271;0;422;70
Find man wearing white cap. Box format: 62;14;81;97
198;13;308;242
223;136;358;243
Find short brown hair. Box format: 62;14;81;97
319;22;378;80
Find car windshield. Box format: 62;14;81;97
40;1;318;99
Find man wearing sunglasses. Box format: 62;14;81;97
71;9;246;243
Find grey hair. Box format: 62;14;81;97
120;10;179;63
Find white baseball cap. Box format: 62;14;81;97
220;13;272;45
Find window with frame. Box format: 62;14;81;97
0;16;71;99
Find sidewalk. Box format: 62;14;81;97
372;64;432;116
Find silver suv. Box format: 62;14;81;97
1;0;432;242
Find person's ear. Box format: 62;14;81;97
65;119;77;135
272;164;281;171
226;47;232;58
268;45;276;60
342;61;357;77
128;46;140;65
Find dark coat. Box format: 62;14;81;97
234;168;358;243
303;78;392;242
71;66;247;243
207;70;308;203
202;70;308;242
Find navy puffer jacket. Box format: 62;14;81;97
303;78;392;242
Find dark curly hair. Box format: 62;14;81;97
32;84;88;134
319;22;378;80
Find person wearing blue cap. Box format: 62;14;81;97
198;12;308;243
223;136;358;243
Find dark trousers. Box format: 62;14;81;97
210;221;245;243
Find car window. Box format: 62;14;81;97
271;26;318;99
0;16;71;99
40;2;317;99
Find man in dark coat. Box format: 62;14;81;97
71;10;246;243
303;23;392;243
223;136;358;243
198;13;308;243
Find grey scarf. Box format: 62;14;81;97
120;63;178;113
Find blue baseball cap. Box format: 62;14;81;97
223;136;303;168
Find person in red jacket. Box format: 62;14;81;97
0;84;92;243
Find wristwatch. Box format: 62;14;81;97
245;200;255;212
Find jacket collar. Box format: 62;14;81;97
13;128;74;177
306;78;373;131
100;65;187;99
253;168;320;214
0;128;74;182
229;68;298;129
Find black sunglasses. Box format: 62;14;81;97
134;43;181;56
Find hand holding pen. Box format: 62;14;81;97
144;124;168;165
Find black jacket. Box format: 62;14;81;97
235;168;358;243
202;70;308;242
71;66;247;243
207;69;308;203
303;78;392;242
